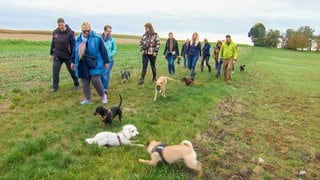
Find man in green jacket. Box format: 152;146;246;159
219;35;238;84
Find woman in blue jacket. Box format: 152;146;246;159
71;21;110;105
187;32;201;80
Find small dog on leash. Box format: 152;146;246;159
85;124;143;147
120;70;131;83
180;77;194;86
153;76;176;101
240;65;246;72
138;140;203;176
93;94;122;127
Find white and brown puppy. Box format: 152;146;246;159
138;140;203;176
85;124;143;147
153;76;176;101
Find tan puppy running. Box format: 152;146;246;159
138;140;203;176
153;76;175;101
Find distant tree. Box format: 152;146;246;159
297;25;315;39
284;26;315;50
248;23;266;47
263;29;281;48
286;32;310;50
283;29;294;49
297;25;315;50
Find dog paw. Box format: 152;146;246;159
138;159;144;163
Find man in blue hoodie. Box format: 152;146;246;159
49;18;79;92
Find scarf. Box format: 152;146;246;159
78;33;88;59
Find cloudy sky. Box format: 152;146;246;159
0;0;319;44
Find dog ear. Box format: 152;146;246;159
123;128;132;139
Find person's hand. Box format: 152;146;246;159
49;55;53;61
105;63;109;69
233;60;236;64
153;52;157;57
71;63;75;70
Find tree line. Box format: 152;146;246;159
248;23;319;51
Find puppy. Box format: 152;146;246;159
138;140;203;176
153;76;176;101
120;70;131;83
93;94;122;127
85;124;143;147
180;77;194;86
240;65;246;72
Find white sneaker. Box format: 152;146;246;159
101;94;108;104
80;99;91;105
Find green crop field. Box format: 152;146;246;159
0;38;319;179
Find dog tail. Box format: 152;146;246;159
85;138;95;144
118;94;122;107
181;140;194;149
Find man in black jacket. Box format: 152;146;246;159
49;18;79;92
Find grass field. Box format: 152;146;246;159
0;37;319;179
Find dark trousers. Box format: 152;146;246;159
200;55;211;72
52;58;79;89
140;54;157;80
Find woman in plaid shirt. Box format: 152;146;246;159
138;23;161;85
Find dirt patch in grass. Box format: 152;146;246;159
194;98;265;179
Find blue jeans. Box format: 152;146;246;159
215;59;223;76
102;60;114;91
166;54;175;74
183;55;188;68
188;55;199;71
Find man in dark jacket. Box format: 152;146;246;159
49;18;79;92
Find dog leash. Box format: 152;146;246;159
151;143;168;164
116;134;122;145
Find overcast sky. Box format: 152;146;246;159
0;0;319;44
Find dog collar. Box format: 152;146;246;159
116;134;122;145
151;143;168;164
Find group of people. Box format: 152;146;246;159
142;23;238;85
49;18;238;105
50;18;116;105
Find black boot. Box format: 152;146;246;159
152;73;157;82
137;77;144;85
190;70;196;80
200;64;204;72
208;65;211;72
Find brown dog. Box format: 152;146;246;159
138;140;203;176
181;77;194;86
153;76;175;101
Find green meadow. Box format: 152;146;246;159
0;39;319;179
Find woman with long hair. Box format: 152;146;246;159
138;23;161;85
187;32;201;80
